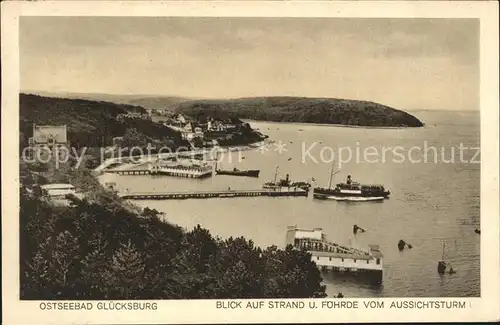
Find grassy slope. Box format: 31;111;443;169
176;96;424;127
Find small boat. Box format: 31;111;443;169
216;168;260;178
438;242;448;275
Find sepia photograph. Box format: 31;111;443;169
2;1;499;324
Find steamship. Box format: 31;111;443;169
314;175;390;201
263;166;310;190
213;156;260;178
216;168;260;178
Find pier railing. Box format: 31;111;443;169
119;187;309;200
152;166;212;173
120;188;306;196
293;237;371;257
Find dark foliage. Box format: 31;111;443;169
20;188;326;300
214;123;267;147
177;97;424;127
19;94;186;149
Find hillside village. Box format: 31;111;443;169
19;94;326;300
20;94;267;153
116;106;267;148
159;113;265;145
19;94;269;203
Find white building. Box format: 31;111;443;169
40;183;76;198
286;226;383;283
177;114;187;124
39;183;82;206
29;124;68;149
183;122;193;133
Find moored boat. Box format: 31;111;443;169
216;168;260;178
213;154;260;177
262;166;310;190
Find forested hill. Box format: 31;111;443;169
176;97;424;127
20;179;327;299
19;93;185;148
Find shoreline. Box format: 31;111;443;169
242;119;426;129
93;138;273;172
22;165;330;299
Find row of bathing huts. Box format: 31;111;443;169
104;159;214;178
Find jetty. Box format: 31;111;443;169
105;169;152;176
286;226;383;284
120;188;308;200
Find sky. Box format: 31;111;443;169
20;17;479;111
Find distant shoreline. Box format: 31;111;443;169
241;119;426;130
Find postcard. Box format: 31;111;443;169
2;1;499;324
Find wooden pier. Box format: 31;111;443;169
120;188;309;200
286;226;383;284
106;169;152;175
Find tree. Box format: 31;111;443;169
259;245;327;298
207;237;265;298
80;248;109;298
103;240;145;298
19;163;328;300
22;250;51;298
51;230;80;289
185;224;218;273
191;137;204;148
121;128;149;148
30;161;50;174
